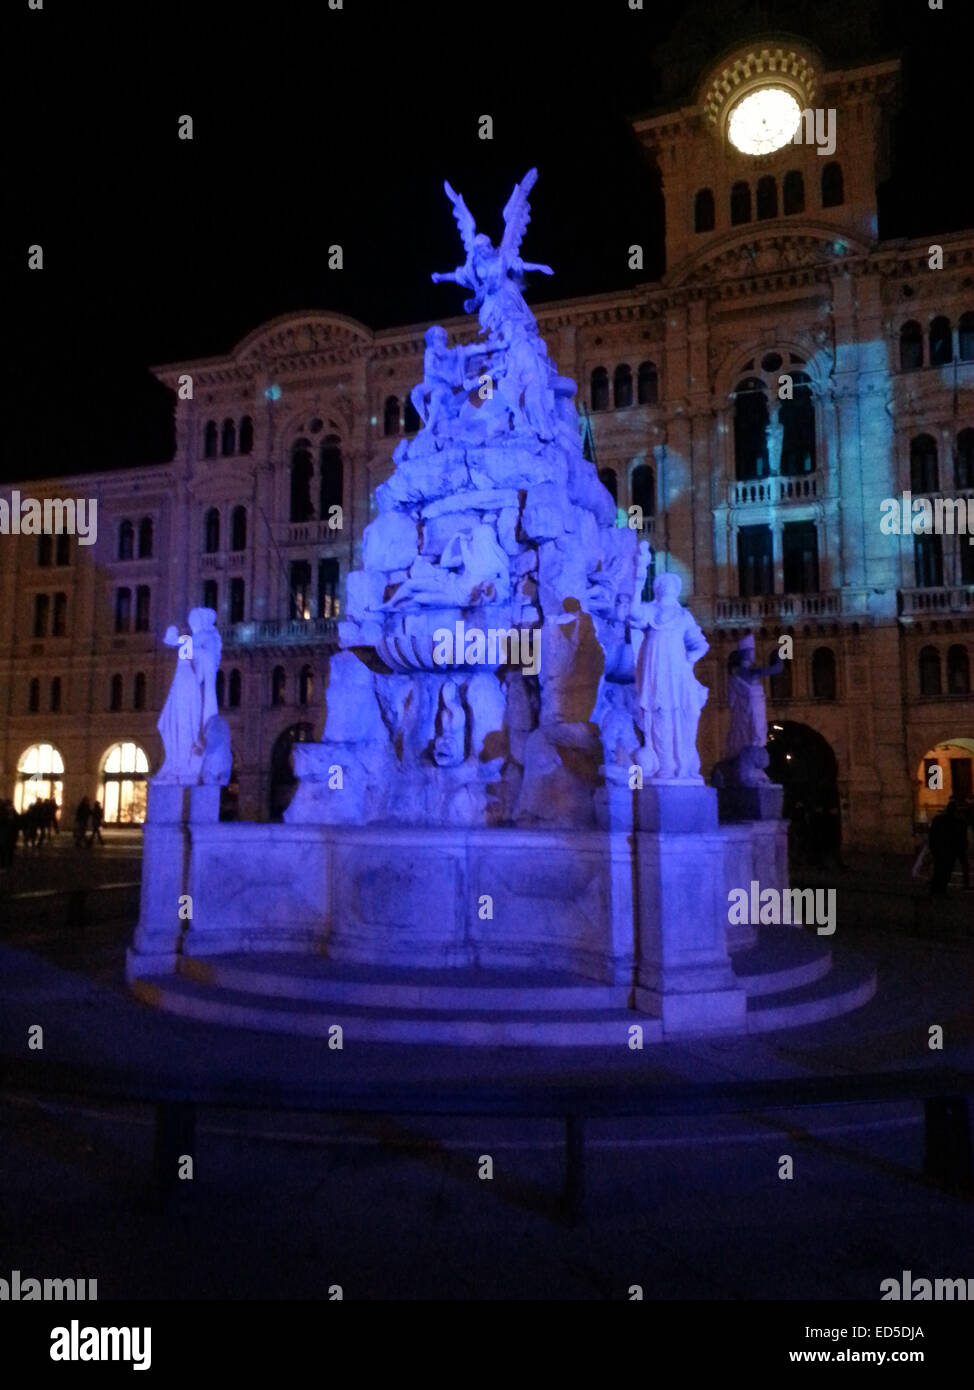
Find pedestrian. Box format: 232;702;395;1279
88;799;105;847
73;796;91;848
928;799;968;896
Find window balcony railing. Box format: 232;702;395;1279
898;585;974;616
287;521;342;545
729;474;819;506
223;617;340;648
713;589;870;624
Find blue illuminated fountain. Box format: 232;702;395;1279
128;171;876;1044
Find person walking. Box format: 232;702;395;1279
928;799;968;896
88;799;105;847
73;796;91;848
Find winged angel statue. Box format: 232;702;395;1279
431;168;553;337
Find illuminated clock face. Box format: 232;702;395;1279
727;87;801;156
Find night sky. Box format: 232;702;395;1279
8;0;974;483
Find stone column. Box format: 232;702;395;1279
632;784;747;1033
126;782;190;979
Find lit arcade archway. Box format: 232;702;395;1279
915;737;974;828
100;742;150;824
14;743;65;814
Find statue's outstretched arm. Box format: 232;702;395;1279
516;259;554;276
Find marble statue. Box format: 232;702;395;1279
433;680;466;767
380;521;510;609
155;606;221;784
410;326;479;437
632;574;709;781
297;168;661;827
765;405;784;475
432;168;553;337
716;634;783;786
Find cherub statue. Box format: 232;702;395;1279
431;168;553;337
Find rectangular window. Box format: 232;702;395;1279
318;558;340;618
56;532;71;566
290;560;312;620
229;578;245;624
737;525;774;597
52;592;68;636
115;588;131;633
782;521;819;594
914;535;943;589
33;593;50;637
135;585;151;632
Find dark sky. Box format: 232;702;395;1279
8;0;973;482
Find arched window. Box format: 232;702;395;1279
637;361;658;406
779;371;816;476
319;436;343;517
947;645;970;695
239;415;254;455
216;670;226;708
756;175;778;220
138;517;153;558
730;181;751;226
631;464;655;521
114;588;130;633
899;320;923;372
613;364;633;409
914;534;943;588
694;188;714;232
135;585;150;632
821;161;844;208
318;558;340;618
55;532;70;566
133;672;147;710
734;377;770;480
100;742;150;824
918;645;942;697
929;315;953;367
271;666;286;706
228;669;242;708
118;520;134;560
290;439;314;523
229;577;245;624
590;367;610;412
231;505;247;551
15;743;65;814
403;398;422;434
203;421;218;458
37;534;52;566
50;676;62;713
811;647;837;700
956;428;974;489
110;673;123;711
299;664;313;706
28;678;40;713
910;434;939;493
52;592;67;636
383;396;400;436
959;311;974;362
598;468;618;504
221;418;236;456
204;507;220;553
782;170;804;215
202;579;218;611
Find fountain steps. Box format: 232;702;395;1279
129;930;876;1046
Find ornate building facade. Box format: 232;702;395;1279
2;38;971;847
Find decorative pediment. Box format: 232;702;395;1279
234;312;373;364
670;228;870;290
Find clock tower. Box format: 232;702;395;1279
632;39;900;277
